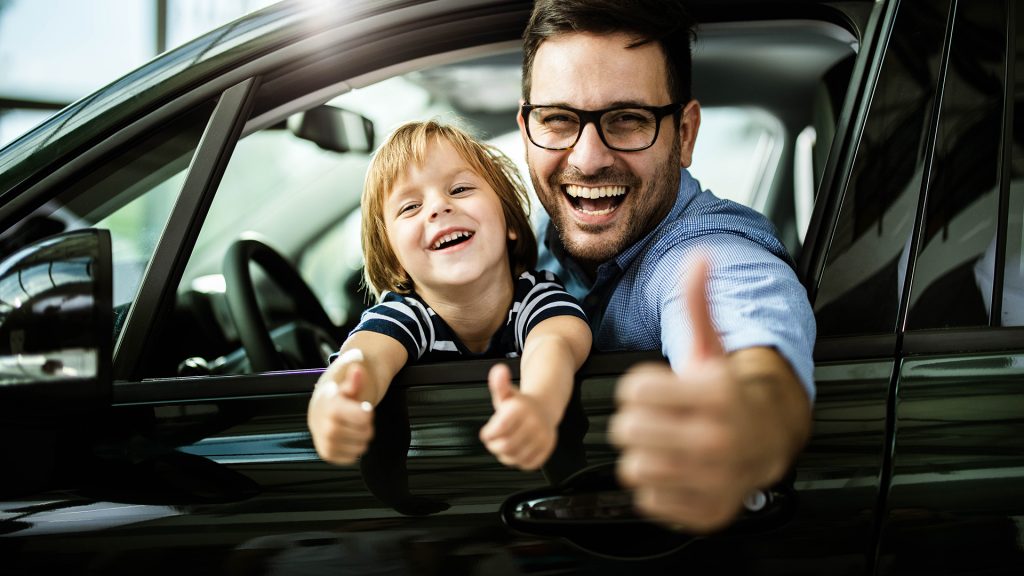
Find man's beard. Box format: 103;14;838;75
530;135;682;268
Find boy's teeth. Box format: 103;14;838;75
565;185;627;198
433;231;471;249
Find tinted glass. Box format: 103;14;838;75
906;0;1006;330
1003;4;1024;326
0;101;217;338
816;1;951;336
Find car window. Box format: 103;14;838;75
905;0;1005;330
178;50;800;361
0;100;217;337
690;107;786;214
814;1;950;337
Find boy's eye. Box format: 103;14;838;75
398;202;420;215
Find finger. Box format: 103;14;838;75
320;441;370;465
488;436;545;470
632;485;743;534
517;440;553;471
326;417;376;443
616;361;732;411
479;407;526;443
330;396;375;429
684;255;725;363
487;363;516;411
609;407;732;456
616;446;733;492
340;364;367;401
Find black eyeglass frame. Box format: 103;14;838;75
520;102;684;152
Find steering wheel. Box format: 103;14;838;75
223;235;340;372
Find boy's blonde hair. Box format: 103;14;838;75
362;120;538;299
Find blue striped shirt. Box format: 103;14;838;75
348;269;589;362
538;169;817;402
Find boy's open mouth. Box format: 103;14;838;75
564;184;628;216
431;230;474;250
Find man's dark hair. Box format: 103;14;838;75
522;0;697;103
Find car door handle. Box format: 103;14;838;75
501;463;796;558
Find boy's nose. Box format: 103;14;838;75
429;203;453;220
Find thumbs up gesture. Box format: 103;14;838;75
608;257;810;533
307;349;375;465
479;363;558;471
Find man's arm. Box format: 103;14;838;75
609;257;812;532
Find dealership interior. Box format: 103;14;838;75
0;0;275;148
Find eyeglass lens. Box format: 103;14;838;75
527;107;661;151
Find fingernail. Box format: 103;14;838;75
360;401;372;412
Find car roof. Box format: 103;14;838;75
0;0;871;199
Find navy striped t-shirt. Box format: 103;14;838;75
348;269;588;362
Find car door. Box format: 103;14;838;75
807;1;1024;575
875;1;1024;573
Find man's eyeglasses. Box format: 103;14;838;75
520;103;683;152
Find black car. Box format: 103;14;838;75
1;0;1022;574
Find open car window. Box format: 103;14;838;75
160;19;857;379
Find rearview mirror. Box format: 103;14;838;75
0;229;112;416
288;105;375;154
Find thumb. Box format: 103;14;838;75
339;364;365;401
685;255;725;362
487;363;516;411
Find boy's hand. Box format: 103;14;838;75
480;363;557;471
307;361;374;465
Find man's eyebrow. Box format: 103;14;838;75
530;100;660;110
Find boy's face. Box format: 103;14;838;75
519;32;700;269
385;138;514;299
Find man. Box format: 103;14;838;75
518;0;816;533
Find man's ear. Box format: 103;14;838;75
516;99;529;144
678;99;701;168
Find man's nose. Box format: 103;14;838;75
567;122;615;175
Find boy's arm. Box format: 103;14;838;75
480;315;591;470
307;331;408;464
518;315;592;424
321;331;409;404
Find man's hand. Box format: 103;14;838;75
608;257;810;533
307;361;375;465
480;363;558;471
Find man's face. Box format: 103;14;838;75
520;32;700;269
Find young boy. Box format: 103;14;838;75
307;120;592;471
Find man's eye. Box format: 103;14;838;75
606;111;653;128
540;113;579;128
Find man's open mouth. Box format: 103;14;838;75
564;184;628;216
431;230;474;250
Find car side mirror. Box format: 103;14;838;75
0;228;113;416
288;105;375;154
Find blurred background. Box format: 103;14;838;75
0;0;277;147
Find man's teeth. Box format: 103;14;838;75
564;185;627;199
432;230;473;250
